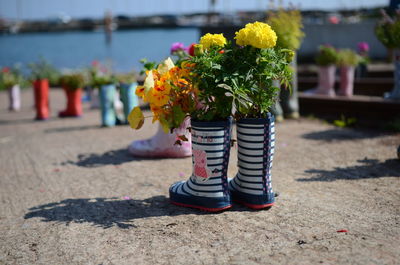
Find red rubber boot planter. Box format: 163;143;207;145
229;114;276;209
33;79;50;120
59;87;82;117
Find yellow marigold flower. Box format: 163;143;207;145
235;21;277;49
199;33;227;50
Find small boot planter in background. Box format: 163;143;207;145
120;82;139;123
304;65;336;96
338;66;355;97
308;65;336;96
375;10;400;99
90;87;100;109
33;79;50;120
336;49;361;97
384;49;400;100
59;87;83;117
100;84;117;127
8;84;21;111
169;118;233;212
229;114;276;209
128;118;192;158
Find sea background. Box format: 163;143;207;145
0;28;200;72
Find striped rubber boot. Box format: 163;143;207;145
229;114;276;209
169;118;233;212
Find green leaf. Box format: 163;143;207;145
172;105;186;128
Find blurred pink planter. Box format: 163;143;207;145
8;84;21;111
338;66;355;97
305;65;336;96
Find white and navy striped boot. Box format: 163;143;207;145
169;118;233;212
229;114;276;209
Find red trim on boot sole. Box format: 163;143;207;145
234;199;274;210
170;201;232;212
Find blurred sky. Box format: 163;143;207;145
0;0;389;20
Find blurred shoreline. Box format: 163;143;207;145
0;7;385;34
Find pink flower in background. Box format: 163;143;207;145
357;42;369;53
91;60;99;67
328;15;339;24
170;42;186;54
2;67;10;73
100;66;108;73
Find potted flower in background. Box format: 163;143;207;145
170;42;189;59
0;66;24;111
87;61;101;109
375;9;400;99
267;4;305;121
59;71;86;117
28;58;60;120
355;42;370;78
128;43;193;158
336;49;362;97
89;62;119;127
306;45;338;96
116;72;138;124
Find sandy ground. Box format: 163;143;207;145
0;89;399;265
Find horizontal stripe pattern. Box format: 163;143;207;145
173;124;230;198
230;118;275;197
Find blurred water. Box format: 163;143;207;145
0;28;199;72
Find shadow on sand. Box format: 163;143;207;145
62;147;191;167
301;128;388;142
24;195;248;229
44;124;101;133
298;158;400;182
62;148;146;167
24;196;185;229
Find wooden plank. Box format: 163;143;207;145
299;92;400;123
298;77;393;96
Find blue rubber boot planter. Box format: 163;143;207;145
100;84;117;127
169;118;233;212
229;114;276;209
120;82;139;123
385;49;400;100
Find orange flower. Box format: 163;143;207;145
149;90;170;106
135;85;145;97
150;105;163;122
177;78;189;88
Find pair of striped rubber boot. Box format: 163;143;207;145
169;114;276;212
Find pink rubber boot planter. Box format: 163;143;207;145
338;66;355;97
305;65;336;96
128;118;192;158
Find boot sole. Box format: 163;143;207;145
170;201;232;212
233;199;274;210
